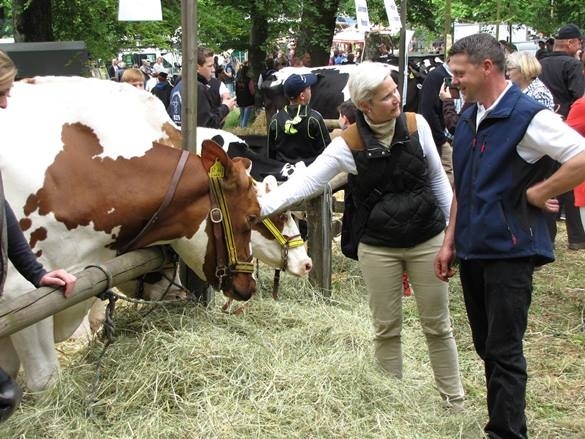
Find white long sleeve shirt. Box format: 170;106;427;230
260;114;453;219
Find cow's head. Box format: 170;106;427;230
253;176;312;276
200;140;260;300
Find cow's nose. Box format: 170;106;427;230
304;260;313;273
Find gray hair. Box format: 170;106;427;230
347;61;393;108
448;33;506;73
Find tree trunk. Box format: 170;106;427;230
12;0;53;42
297;0;339;67
248;8;269;85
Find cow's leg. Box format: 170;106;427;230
53;299;97;343
10;318;59;392
88;299;107;334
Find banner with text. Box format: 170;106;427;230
354;0;371;31
384;0;402;33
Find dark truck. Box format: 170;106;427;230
0;41;89;79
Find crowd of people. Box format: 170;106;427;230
259;23;585;439
2;21;585;439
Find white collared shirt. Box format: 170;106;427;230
475;81;585;164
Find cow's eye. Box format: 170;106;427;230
247;214;258;226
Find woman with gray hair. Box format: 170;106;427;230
506;51;555;110
260;61;464;410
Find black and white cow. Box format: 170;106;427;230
197;127;304;182
260;59;442;125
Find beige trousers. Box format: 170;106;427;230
440;141;454;186
357;233;464;404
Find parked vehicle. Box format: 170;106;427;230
118;48;181;75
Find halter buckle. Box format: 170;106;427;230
210;207;223;223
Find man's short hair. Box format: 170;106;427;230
337;100;357;124
197;47;214;65
449;33;506;73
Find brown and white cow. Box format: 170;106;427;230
111;130;313;302
196;128;311;277
0;77;260;391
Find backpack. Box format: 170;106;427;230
340;112;418;260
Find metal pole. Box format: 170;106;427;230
398;0;407;109
444;0;452;52
307;186;332;296
181;0;197;152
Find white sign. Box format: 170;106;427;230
118;0;162;21
384;0;402;33
354;0;371;31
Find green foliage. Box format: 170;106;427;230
49;0;182;61
197;0;249;50
2;0;584;66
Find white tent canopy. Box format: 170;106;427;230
333;29;365;44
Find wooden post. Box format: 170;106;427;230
179;0;214;304
0;247;168;338
307;185;332;296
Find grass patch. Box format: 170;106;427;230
2;224;584;438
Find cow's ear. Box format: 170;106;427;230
201;139;230;174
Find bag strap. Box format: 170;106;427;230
405;111;417;135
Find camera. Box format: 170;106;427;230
443;77;460;99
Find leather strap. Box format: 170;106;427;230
118;149;190;254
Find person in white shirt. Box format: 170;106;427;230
435;33;585;439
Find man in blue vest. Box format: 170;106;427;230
434;33;585;439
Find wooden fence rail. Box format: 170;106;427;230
0;247;168;338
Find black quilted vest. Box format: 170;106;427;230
347;112;445;248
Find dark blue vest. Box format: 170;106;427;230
453;85;555;264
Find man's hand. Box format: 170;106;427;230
39;269;77;298
222;96;236;111
434;243;457;282
526;183;560;213
542;197;560;213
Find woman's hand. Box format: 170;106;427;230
39;269;77;298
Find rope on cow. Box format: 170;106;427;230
86;289;117;419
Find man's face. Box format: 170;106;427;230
198;56;215;81
449;53;486;104
566;38;583;56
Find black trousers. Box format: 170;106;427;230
459;258;534;439
0;367;22;423
558;190;585;245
